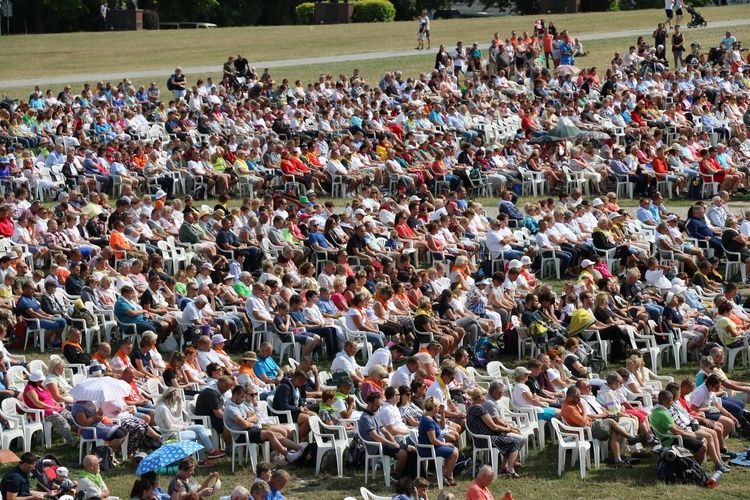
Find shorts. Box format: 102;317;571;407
680;436;704;454
382;441;409;458
665;9;673;18
234;427;263;444
590;419;613;440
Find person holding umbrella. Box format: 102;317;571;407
168;457;218;499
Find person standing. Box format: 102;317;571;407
453;41;466;76
671;25;685;68
421;10;431;50
100;2;109;31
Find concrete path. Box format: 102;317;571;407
0;19;747;89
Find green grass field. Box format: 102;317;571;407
1;4;749;101
3;4;750;498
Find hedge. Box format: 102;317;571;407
352;0;396;23
295;2;315;24
143;10;160;30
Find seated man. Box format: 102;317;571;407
357;391;416;481
114;285;170;336
650;390;709;466
271;370;316;441
223;384;305;465
1;453;58;500
194;375;233;449
561;386;646;466
77;455;109;500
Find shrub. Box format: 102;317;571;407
352;0;396;22
142;9;160;30
295;2;316;24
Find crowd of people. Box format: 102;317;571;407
0;12;749;500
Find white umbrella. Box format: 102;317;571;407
555;64;581;76
70;376;131;402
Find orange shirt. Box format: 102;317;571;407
560;401;591;428
109;231;133;259
56;267;70;285
652;156;669;180
543;34;554;52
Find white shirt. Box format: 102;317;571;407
196;348;222;371
330;351;361;375
364;347;392;375
389;364;414;389
689;383;717;409
644;268;671;289
379;401;408;433
425;378;449;404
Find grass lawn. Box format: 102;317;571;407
1;4;749;101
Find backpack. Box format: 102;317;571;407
71;304;96;329
657;445;708;486
226;330;254;354
166;76;175;91
93;445;116;472
346;436;366;471
473;336;493;360
291;442;318;469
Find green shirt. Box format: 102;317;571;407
178;222;205;244
234;281;251;297
650;405;676;446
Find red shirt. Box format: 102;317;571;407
0;216;13;238
652;156;669;179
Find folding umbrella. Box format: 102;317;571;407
548;124;583;139
555;65;581;76
70;376;131;402
136;441;205;475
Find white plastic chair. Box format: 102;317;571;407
358;427;392;488
309;416;349;477
550;418;592;478
409;428;445;489
467;426;501;476
359;487;392;500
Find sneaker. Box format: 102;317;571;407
652;444;663;454
299;442;309;452
627;433;647;446
272;454;287;465
197;459;215;467
722;450;738;460
207;450;226;459
286;450;302;462
716;462;731;473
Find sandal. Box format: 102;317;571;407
445;478;459;487
506;470;521;479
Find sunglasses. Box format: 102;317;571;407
248;393;258;396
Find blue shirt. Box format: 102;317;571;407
254;355;279;380
317;297;338;315
686;217;714;239
265;488;284;500
309;231;329;249
17;295;41;317
114;296;144;324
110;162;128;176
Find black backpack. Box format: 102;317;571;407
226;331;254;354
346;436;366;471
291;442;318;469
93;445;115;472
657;446;708;486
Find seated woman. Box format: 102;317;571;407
163;352;200;397
318;389;357;438
715;301;750;348
154;388;226;467
101;393;162;458
510;366;559;421
417;397;459;487
23;369;78;447
43;357;75;407
360;364;388;402
413;296;458;356
465;387;524;478
72;396;128;455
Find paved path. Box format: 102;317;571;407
1;19;747;90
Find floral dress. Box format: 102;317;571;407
466;405;522;456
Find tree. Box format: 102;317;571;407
461;0;514;12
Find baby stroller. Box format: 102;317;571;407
31;454;61;494
686;5;707;28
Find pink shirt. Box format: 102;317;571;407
23;383;57;417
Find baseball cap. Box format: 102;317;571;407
514;366;532;377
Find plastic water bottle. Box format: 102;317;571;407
706;470;723;488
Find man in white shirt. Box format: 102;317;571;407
195;329;222;371
330;340;364;383
535;219;573;275
390;357;419;389
317;261;336;289
379;386;410;436
364;344;404;375
245;283;274;331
